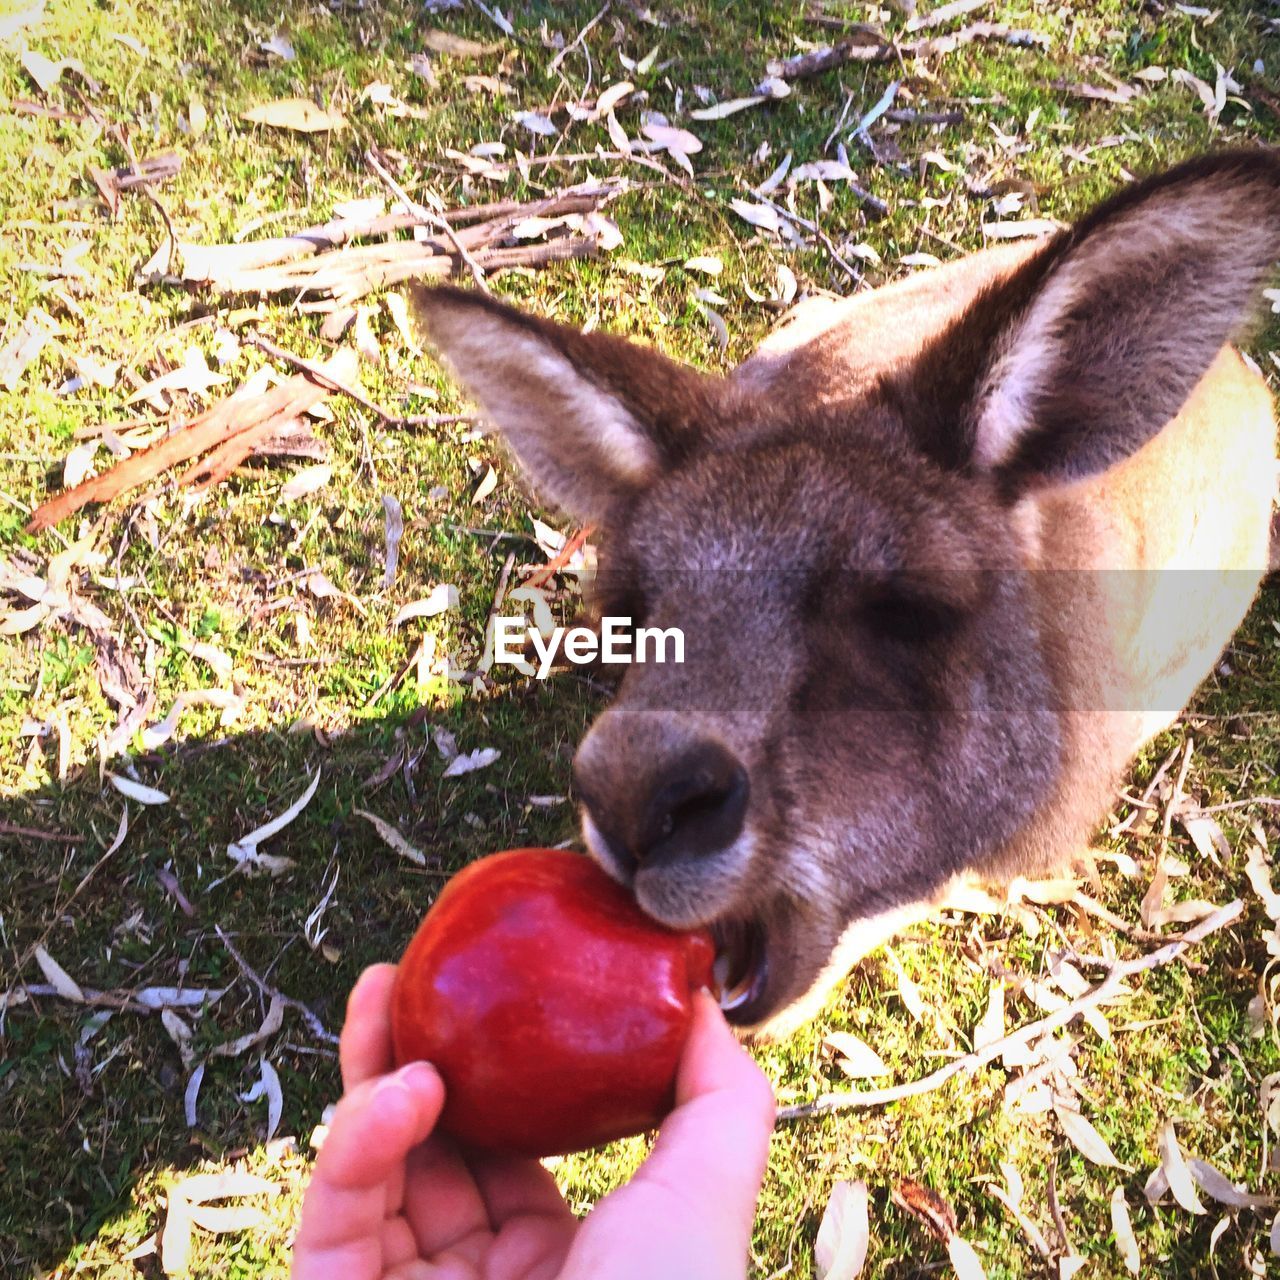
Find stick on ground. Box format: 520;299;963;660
776;899;1243;1121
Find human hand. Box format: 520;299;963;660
291;963;775;1280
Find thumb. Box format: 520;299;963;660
559;993;775;1280
639;991;776;1228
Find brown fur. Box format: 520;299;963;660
411;150;1280;1035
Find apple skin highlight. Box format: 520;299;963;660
391;848;716;1157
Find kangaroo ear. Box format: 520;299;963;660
409;284;719;521
945;150;1280;494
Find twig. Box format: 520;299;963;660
775;899;1242;1121
0;822;80;842
477;550;517;675
802;5;885;37
905;0;990;31
243;338;473;432
215;926;338;1045
5;984;155;1014
245;334;398;423
1138;740;1184;808
1140;738;1194;929
752;196;867;282
768;21;1047;81
471;0;514;35
523;524;596;588
885;107;966;125
365;149;489;291
548;1;610;75
1047;1155;1072;1259
986;1179;1055;1259
26;361;348;531
397;413;479;429
1198;796;1280;814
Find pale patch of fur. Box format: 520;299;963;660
755;896;938;1040
581;809;622;883
635;828;759;928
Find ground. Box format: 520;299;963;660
2;0;1280;1276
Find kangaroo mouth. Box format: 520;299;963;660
710;917;769;1024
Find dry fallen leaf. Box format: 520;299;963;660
0;307;58;390
825;1031;890;1080
227;768;321;868
974;982;1004;1050
161;1186;193;1275
689;94;771;120
1055;1101;1126;1169
124;346;229;405
184;1062;205;1128
187;1203;269;1233
1187;1157;1274;1209
1246;844;1280;929
34;945;85;1002
981;218;1060;240
422;29;501;57
884;949;927;1023
595;80;634;115
684;254;723;276
280;463;332;502
641;121;702;175
948;1235;989;1280
1146;897;1222;927
729;198;783;234
210;996;286;1059
108;773;169;806
514;110;558;137
1110;1185;1140;1274
0;3;46;47
815;1179;870;1279
241;98;347;133
472;465;499;504
694;298;729;353
891;1178;957;1243
259;1057;283;1139
443;747;500;778
355;808;427;867
21;48;88;92
184;641;233;681
1180;810;1230;864
63;439;100;488
260;32;294;61
394;583;459;625
1158;1122;1207;1215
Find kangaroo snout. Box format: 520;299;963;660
574;711;750;884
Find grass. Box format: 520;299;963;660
1;0;1278;1276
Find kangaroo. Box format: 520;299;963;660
411;150;1280;1037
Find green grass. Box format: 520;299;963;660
2;0;1279;1276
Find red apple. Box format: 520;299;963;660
390;847;716;1157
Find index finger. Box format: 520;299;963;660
340;964;399;1089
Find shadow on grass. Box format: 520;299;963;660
1;673;602;1275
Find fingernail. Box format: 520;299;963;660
392;1060;441;1093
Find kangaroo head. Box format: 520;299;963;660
412;150;1280;1031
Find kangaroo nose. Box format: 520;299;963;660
574;726;749;877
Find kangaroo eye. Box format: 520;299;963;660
860;591;960;642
